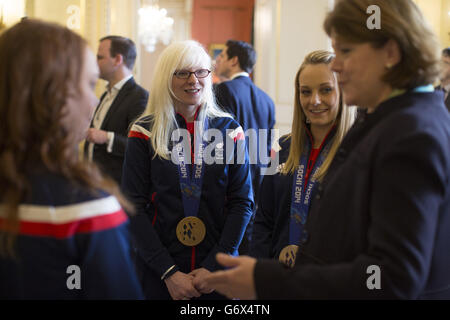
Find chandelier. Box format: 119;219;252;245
138;1;174;52
0;0;25;29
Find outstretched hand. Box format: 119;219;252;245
203;253;257;300
86;128;108;144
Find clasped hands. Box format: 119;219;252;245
164;267;214;300
164;254;258;301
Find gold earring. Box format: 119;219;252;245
385;63;393;69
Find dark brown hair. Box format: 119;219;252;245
225;40;256;74
324;0;440;89
100;35;137;70
0;19;131;256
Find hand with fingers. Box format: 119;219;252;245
86;128;108;144
190;268;215;294
203;253;258;300
164;271;201;300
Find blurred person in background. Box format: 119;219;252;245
214;40;275;255
0;19;143;300
436;47;450;111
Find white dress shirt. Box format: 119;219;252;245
230;71;250;80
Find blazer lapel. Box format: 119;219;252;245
101;77;135;129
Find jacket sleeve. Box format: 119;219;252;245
121;132;179;279
200;127;254;271
254;129;448;299
249;174;275;258
77;219;144;299
215;84;237;117
111;90;149;156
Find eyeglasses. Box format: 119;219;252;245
173;69;211;79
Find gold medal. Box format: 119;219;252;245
176;216;206;246
279;245;299;268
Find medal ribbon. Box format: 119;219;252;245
289;138;331;246
174;116;209;219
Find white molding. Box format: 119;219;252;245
103;0;111;37
133;0;141;83
82;0;96;48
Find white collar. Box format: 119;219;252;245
106;74;133;93
230;72;249;80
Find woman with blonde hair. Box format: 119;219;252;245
0;19;143;299
122;40;253;300
204;0;450;300
250;50;356;266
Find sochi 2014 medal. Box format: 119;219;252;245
279;245;299;268
176;216;206;246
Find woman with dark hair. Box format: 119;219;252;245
205;0;450;299
0;20;143;299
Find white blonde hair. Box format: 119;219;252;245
139;40;231;159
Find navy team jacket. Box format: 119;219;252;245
250;128;336;259
0;171;144;300
122;113;254;280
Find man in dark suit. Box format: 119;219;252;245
436;47;450;111
214;40;276;254
85;36;149;184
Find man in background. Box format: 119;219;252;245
437;47;450;112
214;40;276;254
85;36;149;184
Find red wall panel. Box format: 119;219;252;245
192;0;255;50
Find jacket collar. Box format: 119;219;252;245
339;90;443;156
175;105;202;127
105;74;133;94
363;90;440;130
99;77;135;128
304;124;337;152
230;72;250;80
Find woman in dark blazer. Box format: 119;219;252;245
205;0;450;299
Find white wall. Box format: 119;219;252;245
0;0;25;26
252;0;447;137
254;0;333;137
413;0;450;48
440;0;450;48
139;0;192;92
